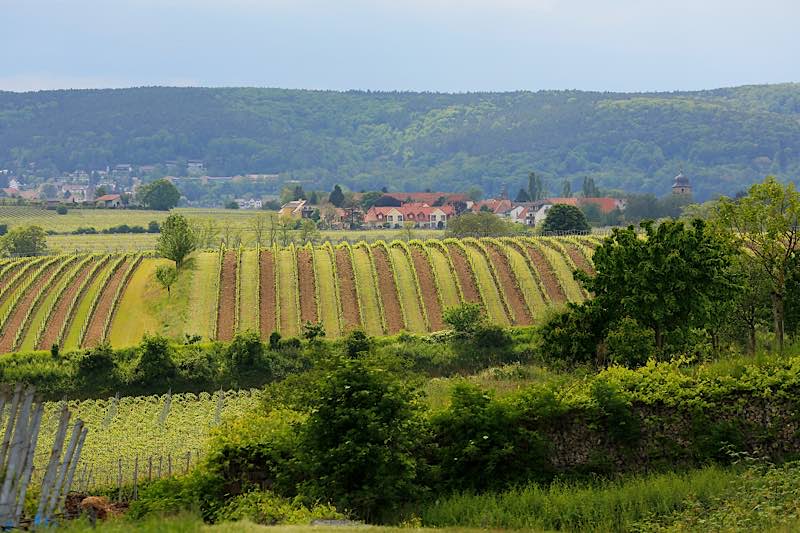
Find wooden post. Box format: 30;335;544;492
0;384;23;468
12;402;44;525
44;419;84;520
0;387;33;526
167;454;172;477
58;426;88;514
148;456;153;482
184;451;190;474
36;404;70;523
132;456;139;501
116;458;122;502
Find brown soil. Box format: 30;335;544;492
0;263;59;353
82;259;131;348
334;248;361;331
38;260;96;349
371;246;404;333
409;247;444;331
216;251;237;341
259;250;276;336
0;263;23;293
524;244;567;304
445;244;481;303
486;243;532;325
564;243;595;276
296;249;318;324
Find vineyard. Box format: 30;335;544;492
0;236;598;354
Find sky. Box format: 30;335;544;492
1;0;798;93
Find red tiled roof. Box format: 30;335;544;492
96;194;121;202
383;192;469;205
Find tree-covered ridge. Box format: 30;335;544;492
1;84;799;199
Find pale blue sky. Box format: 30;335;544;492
1;0;798;92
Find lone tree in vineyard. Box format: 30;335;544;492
155;264;179;296
157;214;196;268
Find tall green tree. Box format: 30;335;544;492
582;176;600;197
514;188;530;202
447;212;516;238
714;176;800;352
156;214;197;268
138;179;181;210
328;184;345;207
541;204;590;233
561;179;572;198
527;172;545;201
0;225;47;257
154;264;179;296
580;219;738;349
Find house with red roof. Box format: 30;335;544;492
364;203;454;229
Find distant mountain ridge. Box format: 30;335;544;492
1;84;799;199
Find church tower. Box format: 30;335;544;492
672;171;691;196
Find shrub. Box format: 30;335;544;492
605;317;655;367
343;329;371;358
148;220;161;233
298;357;425;521
268;331;282;350
301;321;325;342
225;331;263;372
538;304;604;364
132;334;177;386
213;490;342;525
56;204;68;215
443;303;485;335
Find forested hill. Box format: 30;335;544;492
1;84;799;199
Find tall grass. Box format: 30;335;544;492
421;466;739;532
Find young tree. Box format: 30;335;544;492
154;264;179;296
248;213;267;247
190;218;219;248
0;225;47;256
156;214;196;268
137;179;181;210
580;219;738;349
561;179;572;198
446;212;513;238
514;188;530;202
714;177;800;352
402;220;415;241
541;204;590;233
298;218;320;243
329;184;345;207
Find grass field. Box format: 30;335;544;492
0;237;594;353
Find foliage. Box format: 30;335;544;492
328;184;345;207
298;356;425;520
157;214;197;268
0;225;47;256
446;212;520;238
579;220;738;349
155;264;179;295
213;490;343;525
133;334;178;386
541;204;590;233
714;176;800;351
56;204;68;215
442;303;485;334
138;179;181;211
604;317;655;367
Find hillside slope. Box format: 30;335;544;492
0;236;596;354
1;85;799;199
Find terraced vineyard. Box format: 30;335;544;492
0;236;597;354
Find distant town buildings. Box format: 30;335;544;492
672;171;692;195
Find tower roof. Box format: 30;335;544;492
672;172;690;188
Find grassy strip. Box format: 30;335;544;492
456;239;509;325
63;257;118;350
272;244;281;333
350;243;385;336
211;246;225;340
77;254;128;347
21;255;91;351
101;254;144;342
421;465;739;532
525;238;585;303
466;238;515;323
487;238;541;321
541;237;590;298
411;239;450;314
237;249;260;333
313;244;342;337
424;240;464;308
29;254;95;351
277;245;300;337
387;241;428;332
0;256;61;335
55;255;111;348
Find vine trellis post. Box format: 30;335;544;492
0;384;87;528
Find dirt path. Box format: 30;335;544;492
216;251;237;341
0;263;59;353
334;248;361;331
524;244;566;304
410;247;444;331
371;246;404;333
296;249;317;324
259;250;277;337
445;244;481;303
38;260;95;349
563;243;595;276
486;243;532;325
82;259;132;347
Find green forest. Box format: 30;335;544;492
1;84;799;199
